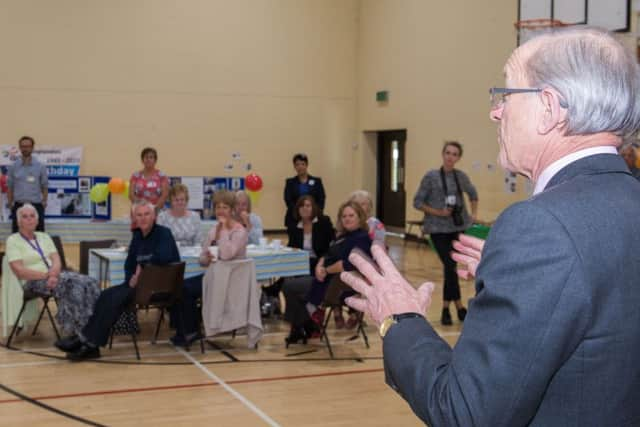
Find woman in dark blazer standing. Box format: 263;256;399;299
282;195;334;346
283;153;326;229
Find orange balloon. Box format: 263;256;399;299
108;177;126;194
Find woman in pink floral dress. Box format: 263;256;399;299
128;147;169;228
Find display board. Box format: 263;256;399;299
46;176;111;220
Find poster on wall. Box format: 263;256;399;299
169;176;245;220
46;176;111;220
0;145;83;177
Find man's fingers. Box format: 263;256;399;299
370;243;402;280
457;234;485;252
348;249;383;283
452;239;481;259
345;296;368;313
451;251;477;266
457;268;471;280
340;271;372;297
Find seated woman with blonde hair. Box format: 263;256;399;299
234;190;263;246
170;190;248;346
2;204;100;342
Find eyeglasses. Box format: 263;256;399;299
489;87;542;109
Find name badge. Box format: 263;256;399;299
26;175;36;183
446;195;457;205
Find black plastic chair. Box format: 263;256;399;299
79;239;116;275
50;235;69;271
107;262;203;359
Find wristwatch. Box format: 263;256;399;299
379;313;424;338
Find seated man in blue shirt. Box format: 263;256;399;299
55;200;180;360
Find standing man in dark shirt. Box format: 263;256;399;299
7;136;48;232
55;200;180;360
283;153;326;229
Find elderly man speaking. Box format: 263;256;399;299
342;27;640;426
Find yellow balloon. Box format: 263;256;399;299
123;181;130;197
89;183;109;203
247;190;261;207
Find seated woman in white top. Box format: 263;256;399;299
157;183;203;247
234;190;263;246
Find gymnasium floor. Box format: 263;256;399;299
0;236;473;426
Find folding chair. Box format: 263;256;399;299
319;275;369;359
3;252;61;348
79;239;116;275
6;289;61;348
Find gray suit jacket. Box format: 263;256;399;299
384;154;640;426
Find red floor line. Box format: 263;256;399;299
0;367;384;404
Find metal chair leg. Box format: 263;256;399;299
6;301;28;348
44;301;61;340
152;308;164;344
131;332;140;360
321;307;335;358
358;313;369;348
31;303;48;336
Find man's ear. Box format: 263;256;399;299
538;88;568;135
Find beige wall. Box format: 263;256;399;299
1;0;526;227
356;0;527;222
0;0;359;226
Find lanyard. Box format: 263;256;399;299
439;167;463;203
20;233;50;269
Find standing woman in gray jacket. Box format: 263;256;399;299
413;141;478;325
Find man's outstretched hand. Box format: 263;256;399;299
342;243;435;326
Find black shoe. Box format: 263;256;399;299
169;334;188;348
67;344;100;361
303;319;320;338
185;332;203;346
457;307;467;322
441;308;453;326
285;327;307;348
55;335;82;353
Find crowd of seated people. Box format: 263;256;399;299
3;143;384;356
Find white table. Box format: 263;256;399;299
88;245;310;287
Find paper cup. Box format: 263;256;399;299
272;239;282;250
259;237;268;248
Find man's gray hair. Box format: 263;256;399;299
525;27;640;138
131;199;156;214
16;203;38;226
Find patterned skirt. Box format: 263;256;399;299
25;271;101;335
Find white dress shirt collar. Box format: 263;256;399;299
533;146;618;195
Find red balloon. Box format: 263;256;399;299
245;173;263;192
